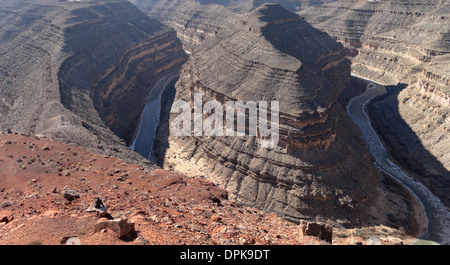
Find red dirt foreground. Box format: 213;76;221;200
0;133;404;245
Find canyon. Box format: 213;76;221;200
297;0;450;212
0;0;448;245
150;3;425;238
131;0;449;242
0;0;187;169
130;3;450;211
0;133;413;245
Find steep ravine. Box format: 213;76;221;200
58;7;188;147
151;4;426;237
0;0;435;242
347;77;450;245
0;0;187;167
297;0;450;213
130;72;180;160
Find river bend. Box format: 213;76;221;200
347;77;450;245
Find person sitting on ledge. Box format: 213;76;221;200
94;196;105;209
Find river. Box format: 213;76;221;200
129;70;450;244
129;72;179;161
346;75;450;245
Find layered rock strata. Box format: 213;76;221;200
130;0;340;50
0;0;187;166
130;0;236;49
234;0;338;12
298;0;450;84
0;133;417;245
154;4;424;231
298;0;450;209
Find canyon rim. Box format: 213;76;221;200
1;0;448;246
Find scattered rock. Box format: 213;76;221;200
161;216;174;225
367;236;381;245
188;223;208;235
298;221;333;243
211;196;222;206
1;200;12;208
42;146;50;150
384;236;403;245
211;214;222;222
43;210;58;217
0;216;9;223
60;236;81;245
86;205;107;213
130;210;148;218
94;218;135;238
0;134;415;245
62;189;80;201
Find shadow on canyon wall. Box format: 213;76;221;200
150;75;420;229
367;83;450;211
151;78;179;166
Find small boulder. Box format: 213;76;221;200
94;218;135;238
0;216;9;223
367;237;381;245
62;189;80;201
298;221;332;243
386;236;403;245
60;236;81;245
1;200;12;208
211;214;222;222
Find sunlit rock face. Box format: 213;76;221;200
152;4;419;230
298;0;450;209
0;0;187;166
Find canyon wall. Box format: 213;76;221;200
0;0;431;233
153;4;424;232
130;0;235;49
298;0;450;209
129;0;337;49
235;0;338;12
0;0;187;166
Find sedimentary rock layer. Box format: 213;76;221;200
154;4;422;231
130;0;236;49
129;0;341;48
0;0;187;165
298;0;450;209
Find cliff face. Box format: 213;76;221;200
298;0;450;84
57;1;188;145
0;0;187;165
154;4;422;231
130;0;234;49
128;0;340;48
235;0;338;12
298;0;450;209
129;0;332;49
